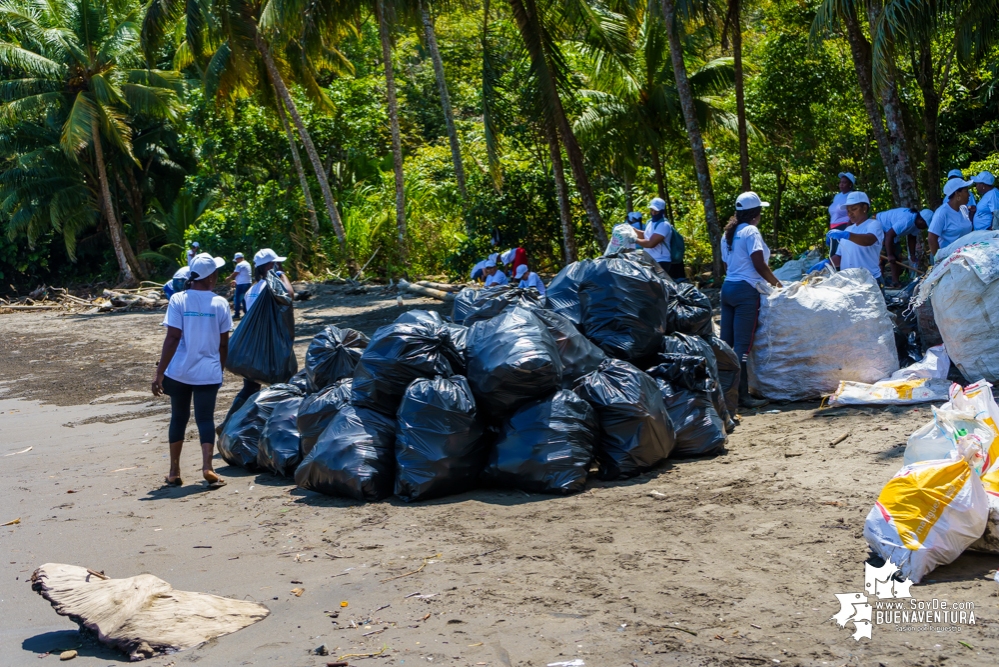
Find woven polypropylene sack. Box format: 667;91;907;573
293;405;396;502
297;379;353;455
748;268;898;401
304;326;368;392
257;396;304;476
394;376;486;502
544;260;593;325
484;390;598;495
930;261;999;381
225;272;297;384
218;383;304;470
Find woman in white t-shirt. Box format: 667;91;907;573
827;191;885;284
152;253;233;488
720;192;782;409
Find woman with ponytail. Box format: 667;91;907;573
720;192;782;409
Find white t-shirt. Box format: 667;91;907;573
829;192;850;227
186;249;195;266
835;217;885;279
643;218;673;262
721;223;769;285
929;204;973;249
233;260;252;285
944;189;976;208
518;272;546;296
162;290;232;385
244;279;267;314
172;266;191;281
485;270;508;287
973;188;998;231
877;208;918;238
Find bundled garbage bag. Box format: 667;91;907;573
451;288;480;325
578;250;672;362
218;384;304;470
257;395;304;476
294;405;396;502
669;283;713;338
748;268;898;401
461;286;545;326
297;378;353;455
605;223;638;255
532;308;606;387
394;376;486;502
484;390;598;495
351;321;463;415
288;370;312;394
445;323;469;358
226;271;297;385
574;359;675;479
544;260;593;325
304;326;368;392
660;333;732;430
465;307;563;415
709;336;740;417
395;309;444;326
649;355;727;457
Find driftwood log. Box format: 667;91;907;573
31;563;269;661
415;280;460;292
397;279;454;302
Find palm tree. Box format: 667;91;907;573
141;189;216;267
375;0;407;261
1;0;185;284
723;0;749;190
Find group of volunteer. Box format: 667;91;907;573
153;247;293;489
624;198;686;281
470;247;546;295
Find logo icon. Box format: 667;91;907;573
832;559;912;640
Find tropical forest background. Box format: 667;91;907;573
1;0;997;289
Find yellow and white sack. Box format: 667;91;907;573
864;435;989;583
954;381;999;554
829;377;954;407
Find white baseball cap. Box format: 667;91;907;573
189;253;225;280
947;169;964;179
648;197;666;212
253;248;287;267
233;252;244;261
844;191;870;206
191;241;200;248
485;259;497;268
943;178;973;197
735;191;770;210
973;171;995;186
838;172;856;185
515;265;529;279
488;253;499;264
919;208;933;224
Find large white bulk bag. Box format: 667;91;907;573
748;268;898;401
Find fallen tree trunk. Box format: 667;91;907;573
416;280;461;292
397;279;454;302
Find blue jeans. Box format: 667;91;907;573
233;283;251;318
720;280;761;362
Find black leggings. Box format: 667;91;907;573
163;375;222;444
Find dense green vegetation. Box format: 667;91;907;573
1;0;997;289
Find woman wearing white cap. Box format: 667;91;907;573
972;171;998;231
877;207;932;286
720;192;781;409
515;264;545;296
826;191;885;284
152;253;232;488
944;169;977;216
928;178;974;256
635;197;673;273
225;252;253;319
484;259;508;287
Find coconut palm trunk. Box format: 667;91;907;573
660;0;723;276
419;0;467;205
92;119;140;285
913;42;942;208
545;120;577;263
729;0;750;191
508;0;607;247
275;95;321;236
649;142;675;223
254;31;349;254
376;0;407;258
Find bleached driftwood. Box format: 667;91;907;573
31;563;269;661
397;279;454;302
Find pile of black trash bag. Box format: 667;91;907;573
219;251;736;501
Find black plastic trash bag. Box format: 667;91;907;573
532;308;606;387
649;355;727;457
445;323;469;358
288;370;312;394
578;251;672;362
395;309;445;326
483;390;598;495
294;405;396;502
465;307;563;416
218;383;304;470
461;286;545;326
297;378;353;455
394;376;486;502
257;395;305;476
660;333;732;430
573;359;675;480
225;271;297;385
669;283;713;338
544;260;593;325
351;321;463;415
709;336;740;417
304;325;368;392
451;288;480;325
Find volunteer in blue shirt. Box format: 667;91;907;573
944;169;977;217
928;178;974;257
152;253;232;488
827;191;885;285
483;260;508;287
635;197;673;273
879;207;932;286
973;171;997;231
515;264;546;296
225;252;253;319
720;192;782;410
162;265;190;300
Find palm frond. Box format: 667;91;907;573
59;90;97;155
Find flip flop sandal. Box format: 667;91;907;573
205;475;227;489
164;476;183;487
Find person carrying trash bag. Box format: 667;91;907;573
221;248;296;430
634;197;673;273
720;192;782;409
152;253;232;488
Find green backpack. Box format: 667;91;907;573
670;227;686;265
